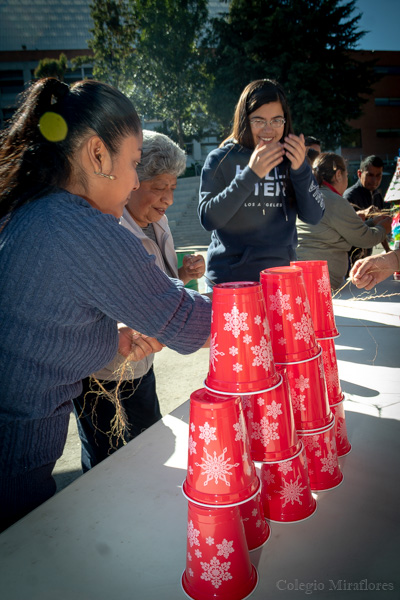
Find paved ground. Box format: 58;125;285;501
53;346;210;492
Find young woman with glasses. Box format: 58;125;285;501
198;79;325;285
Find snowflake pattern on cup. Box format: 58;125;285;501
195;447;240;487
279;475;307;508
188;520;200;547
209;332;225;372
200;556;233;588
251;336;274;371
269;289;291;315
216;538;235;559
293;314;314;344
199;422;217;446
251;417;280;447
317;273;331;296
223;305;249;338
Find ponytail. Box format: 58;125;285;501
0;78;141;219
312;152;346;186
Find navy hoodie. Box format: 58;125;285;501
198;142;325;284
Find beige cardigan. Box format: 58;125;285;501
296;184;386;290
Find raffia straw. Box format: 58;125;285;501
78;352;144;453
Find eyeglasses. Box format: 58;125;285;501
249;117;286;129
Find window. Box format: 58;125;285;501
375;66;400;75
0;70;24;95
375;98;400;107
376;129;400;138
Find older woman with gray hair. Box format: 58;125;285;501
73;130;205;471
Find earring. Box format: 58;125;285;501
94;171;116;181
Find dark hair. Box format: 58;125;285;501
359;155;384;171
306;147;320;166
312;152;347;186
0;78;141;219
304;136;321;147
229;79;293;150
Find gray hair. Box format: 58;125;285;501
136;130;187;181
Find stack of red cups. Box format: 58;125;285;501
204;282;316;525
291;260;351;457
182;387;260;600
260;266;343;492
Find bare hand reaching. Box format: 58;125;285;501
118;327;164;361
350;251;400;290
179;254;206;285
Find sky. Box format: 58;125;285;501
354;0;400;51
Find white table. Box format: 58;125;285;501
1;279;399;600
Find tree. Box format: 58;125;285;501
130;0;211;147
88;0;139;90
34;53;68;81
204;0;378;149
88;0;211;147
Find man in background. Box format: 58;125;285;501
344;155;390;262
344;155;385;210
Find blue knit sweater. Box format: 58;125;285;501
0;190;211;477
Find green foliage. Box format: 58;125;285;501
34;53;68;81
88;0;212;147
128;0;211;146
204;0;378;149
88;0;139;89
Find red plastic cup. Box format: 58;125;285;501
182;501;258;600
183;388;259;506
239;492;271;551
260;266;320;364
244;373;301;462
277;348;332;431
318;337;343;405
330;398;352;457
205;282;280;394
260;443;317;523
297;417;343;491
291;260;339;338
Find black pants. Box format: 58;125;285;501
0;462;57;532
73;367;162;472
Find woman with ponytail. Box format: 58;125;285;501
0;78;211;530
296;152;392;290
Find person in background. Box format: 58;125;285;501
0;78;211;531
296;152;392;290
198;79;325;285
73;130;205;471
344;155;385;211
304;136;322;154
344;155;390;262
350;248;400;290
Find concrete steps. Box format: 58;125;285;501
168;176;211;250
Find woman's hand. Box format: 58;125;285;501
118;327;164;361
179;254;206;284
350;251;400;290
283;133;306;171
248;140;285;178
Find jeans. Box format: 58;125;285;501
73;366;161;472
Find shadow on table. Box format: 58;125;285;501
340;379;379;398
